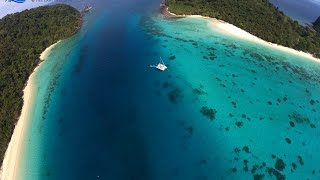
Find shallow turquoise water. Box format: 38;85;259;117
146;16;320;179
19;1;320;179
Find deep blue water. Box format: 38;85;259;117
19;0;320;179
270;0;320;25
33;0;166;179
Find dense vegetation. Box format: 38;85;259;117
166;0;320;58
314;16;320;33
0;4;81;164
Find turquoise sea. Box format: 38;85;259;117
19;0;320;179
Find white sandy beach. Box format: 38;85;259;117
0;41;61;180
165;8;320;62
205;17;320;63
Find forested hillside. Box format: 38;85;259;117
0;4;81;164
166;0;320;58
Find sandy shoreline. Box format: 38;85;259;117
205;18;320;62
164;7;320;62
0;40;61;180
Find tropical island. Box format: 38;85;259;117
165;0;320;58
0;4;81;166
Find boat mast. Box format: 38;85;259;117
160;57;165;65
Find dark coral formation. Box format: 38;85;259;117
231;101;237;108
199;159;208;166
163;81;173;89
243;159;249;172
298;155;304;166
288;111;310;124
283;96;288;102
287;111;317;128
275;158;286;171
143;12;320;180
253;174;265;180
200;106;217;121
291;162;297;171
192;86;207;96
285;138;291;144
235;121;243;128
266;167;285;180
228;146;315;180
167;88;183;104
289;121;295;127
234;147;241;154
186;126;193;136
310;99;315;105
251;164;259;174
206;47;217;60
242;146;250;153
169;55;176;60
310;123;316;128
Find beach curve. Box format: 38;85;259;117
164;7;320;62
0;40;61;180
205;17;320;63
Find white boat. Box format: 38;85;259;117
150;57;167;71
